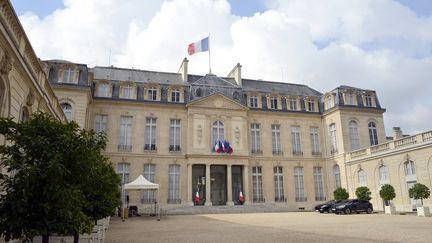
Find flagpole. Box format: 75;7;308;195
208;33;211;74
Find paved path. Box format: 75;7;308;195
106;212;432;243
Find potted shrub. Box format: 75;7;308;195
333;188;349;200
409;183;431;217
355;186;372;201
379;184;396;214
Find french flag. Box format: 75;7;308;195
215;140;222;153
239;191;245;204
194;191;200;205
223;140;233;154
188;37;209;55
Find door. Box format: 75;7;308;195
211;165;227;205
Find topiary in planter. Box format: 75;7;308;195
356;186;372;201
379;184;396;206
333;187;349;200
409;183;430;205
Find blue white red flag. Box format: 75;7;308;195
194;191;200;205
223;140;233;154
188;37;209;55
214;141;220;152
239;190;245;204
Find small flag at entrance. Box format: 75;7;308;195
188;37;209;55
194;191;200;205
239;191;245;204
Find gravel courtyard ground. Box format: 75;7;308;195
106;212;432;243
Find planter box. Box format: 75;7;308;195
417;206;431;217
384;205;396;215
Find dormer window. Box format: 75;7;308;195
326;95;334;110
121;85;134;99
364;94;372;107
62;68;74;83
288;98;297;111
249;95;258;108
98;83;110;97
148;87;157;101
171;89;180;103
345;92;355;105
270;96;278;109
306;99;316;112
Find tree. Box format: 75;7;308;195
333;188;349;200
0;113;120;242
409;183;430;206
355;186;372;201
379;184;396;206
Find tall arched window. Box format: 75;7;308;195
329;123;337;153
379;165;389;184
358;169;367;186
61;103;73;122
404;160;415;176
368;122;378;145
212;121;224;144
333;165;341;188
349;121;360;150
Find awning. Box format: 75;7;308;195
124;174;159;190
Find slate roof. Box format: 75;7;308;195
241;79;322;97
91;66;187;85
190;74;238;87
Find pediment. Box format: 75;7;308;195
187;93;249;111
194;74;237;87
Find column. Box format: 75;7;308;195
243;165;250;205
227;165;234;206
205;164;212;206
187;164;193;206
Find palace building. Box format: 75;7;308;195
1;0;431;212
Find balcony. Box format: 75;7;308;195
272;150;283;156
144;144;157;151
169;145;181;152
275;197;287;202
141;198;156;204
315;196;326;201
117;144;132;151
312;151;322;156
295;197;307;202
167;198;181;204
251;149;263;155
292;150;303;156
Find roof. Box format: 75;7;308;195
241;79;322;97
92;66;187;85
191;73;238;87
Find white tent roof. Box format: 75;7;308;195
124;175;159;190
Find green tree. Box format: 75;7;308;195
333;187;349;200
379;184;396;206
409;183;430;206
355;186;372;201
0;113;120;243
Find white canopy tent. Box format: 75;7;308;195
124;174;159;190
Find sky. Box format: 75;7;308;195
10;0;432;136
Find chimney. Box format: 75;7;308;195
228;63;242;86
177;57;188;82
393;127;403;140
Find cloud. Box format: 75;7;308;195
17;0;432;135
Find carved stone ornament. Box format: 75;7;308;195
26;91;35;106
0;51;13;75
234;126;240;145
357;164;362;170
378;159;384;167
197;124;202;144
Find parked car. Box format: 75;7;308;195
331;199;373;214
315;200;345;213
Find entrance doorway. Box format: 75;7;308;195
232;165;243;205
211;165;227;205
192;165;206;205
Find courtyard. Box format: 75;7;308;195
106;212;432;243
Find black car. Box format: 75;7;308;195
315;200;345;213
331;199;373;214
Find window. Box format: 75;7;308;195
329;123;337;153
307;99;315;112
171;89;180;102
334;165;341;188
94;114;108;134
148;87;157;101
294;167;306;202
142;164;156;203
250;123;261;154
405;160;415;176
20;106;29;123
168;165;181;203
252;166;264;202
117;163;130;185
291;126;302;155
310;127;321;155
61;103;73;122
288;98;297;111
119;116;132;151
326;96;334;109
169;119;181;151
270;96;278;109
314;167;325;201
358;169;366;186
98;83;110;97
144;118;157;150
379;165;390;185
212;120;225;145
368;122;378;145
122;85;133;99
249;96;258;108
349;121;360;150
271;124;282;154
364;94;373;107
345;93;355;105
274;167;284;202
62;68;74;83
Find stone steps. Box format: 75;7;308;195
166;204;308;215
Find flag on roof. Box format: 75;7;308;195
188;37;209;55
